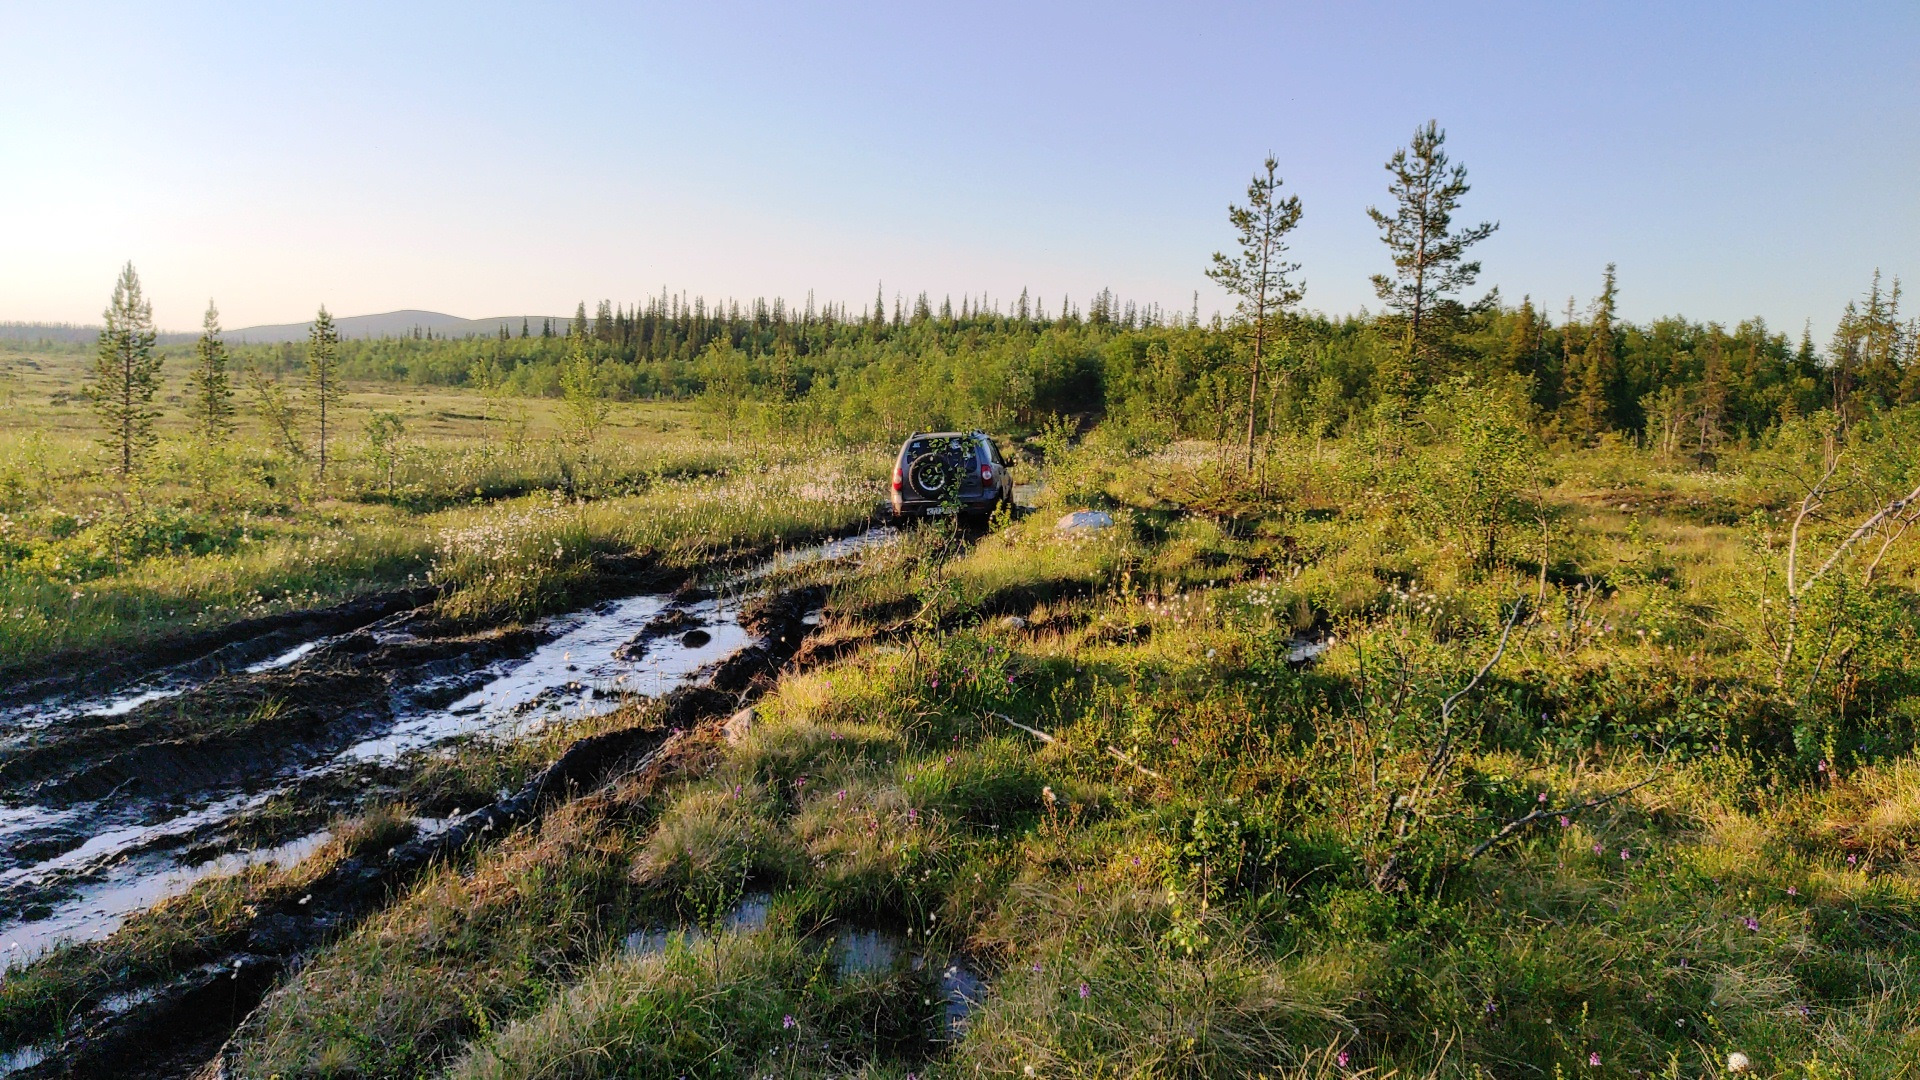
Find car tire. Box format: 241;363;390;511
907;454;957;500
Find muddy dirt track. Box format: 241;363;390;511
0;523;901;1078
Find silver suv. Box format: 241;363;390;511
890;431;1013;521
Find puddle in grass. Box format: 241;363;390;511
741;526;899;582
1286;638;1331;664
0;528;895;971
623;891;986;1037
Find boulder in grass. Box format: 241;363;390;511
1055;510;1113;532
724;707;756;745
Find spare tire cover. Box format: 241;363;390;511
908;453;957;498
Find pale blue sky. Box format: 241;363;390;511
3;1;1915;337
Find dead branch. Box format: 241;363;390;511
1777;472;1920;687
1459;770;1665;864
993;712;1163;783
1863;503;1919;585
1371;600;1524;889
1105;744;1163;781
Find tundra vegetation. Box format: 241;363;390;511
1;131;1918;1077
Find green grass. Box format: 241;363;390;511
216;430;1920;1078
9;344;1920;1077
0;350;883;672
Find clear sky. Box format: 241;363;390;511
3;1;1915;338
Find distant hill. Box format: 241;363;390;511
226;310;566;343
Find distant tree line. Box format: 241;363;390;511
212;275;1911;455
78;119;1918;470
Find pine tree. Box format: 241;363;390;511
594;299;614;342
870;284;887;331
187;299;235;448
572;302;590;340
1366;121;1498;394
1206;155;1304;471
520;318;530;338
85;262;162;481
308;306;343;481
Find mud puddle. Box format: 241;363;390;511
0;527;899;970
0;828;329;964
0;634;344;742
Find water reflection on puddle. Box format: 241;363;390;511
342;595;748;762
621;891;986;1037
1;634;342;735
0;828;329;969
0;527;898;972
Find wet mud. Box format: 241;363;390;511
0;527;894;1078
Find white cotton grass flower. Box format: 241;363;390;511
1726;1052;1751;1073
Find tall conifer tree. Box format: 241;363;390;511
1572;266;1620;441
1207;155;1304;471
308;306;343;481
86;262;162;480
1367;121;1497;394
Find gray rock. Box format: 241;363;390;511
723;707;756;745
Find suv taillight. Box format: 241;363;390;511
891;464;902;492
980;462;993;482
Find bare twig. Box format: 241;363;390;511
1105;744;1163;781
992;712;1163;782
1863;506;1919;585
1459;770;1665;864
995;713;1056;744
1404;601;1525;812
1371;601;1524;889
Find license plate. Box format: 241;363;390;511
925;506;956;516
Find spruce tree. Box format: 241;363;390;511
1366;121;1497;393
1698;328;1728;461
187;300;235;447
308;306;343;481
1572;266;1619;441
86;262;163;480
1503;296;1541;378
572;302;590;340
1206;155;1304;471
